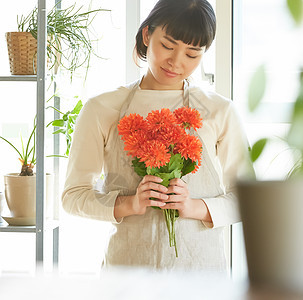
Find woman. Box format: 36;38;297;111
62;0;252;271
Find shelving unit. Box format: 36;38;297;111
0;75;37;81
0;0;59;269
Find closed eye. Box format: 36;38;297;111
161;43;173;50
187;54;198;59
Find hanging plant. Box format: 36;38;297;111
15;2;110;78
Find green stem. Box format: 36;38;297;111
163;209;178;257
46;105;64;115
163;209;172;246
24;124;36;165
172;210;178;257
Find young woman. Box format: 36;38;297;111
62;0;253;272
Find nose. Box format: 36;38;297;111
167;50;182;68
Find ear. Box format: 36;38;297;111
142;26;150;47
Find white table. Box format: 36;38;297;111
0;268;302;300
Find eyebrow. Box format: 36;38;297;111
163;35;203;51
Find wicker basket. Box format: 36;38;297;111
6;32;37;75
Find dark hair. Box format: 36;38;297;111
135;0;216;61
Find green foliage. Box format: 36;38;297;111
0;123;36;175
248;64;267;113
17;2;110;78
287;0;303;25
248;1;303;177
182;158;196;176
250;138;268;163
132;153;196;187
132;158;147;177
168;153;183;172
47;98;83;157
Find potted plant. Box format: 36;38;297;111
237;0;303;294
6;2;110;76
0;121;53;225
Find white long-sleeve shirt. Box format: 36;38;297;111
62;81;253;271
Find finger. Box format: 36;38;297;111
142;190;169;201
142;175;163;184
166;185;184;195
145;199;166;207
166;194;183;203
139;182;168;194
169;178;186;187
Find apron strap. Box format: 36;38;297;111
119;79;141;120
182;79;190;107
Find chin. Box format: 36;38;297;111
157;75;183;87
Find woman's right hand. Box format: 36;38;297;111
132;175;168;215
114;175;168;220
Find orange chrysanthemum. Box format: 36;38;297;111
118;108;203;174
153;124;187;148
174;107;202;130
146;108;176;131
175;134;202;164
139;140;171;168
123;130;147;157
146;109;184;147
118;113;147;141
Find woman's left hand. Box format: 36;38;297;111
163;178;212;222
162;178;192;218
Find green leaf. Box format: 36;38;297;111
53;128;66;135
248;65;267;112
250;138;268;162
0;136;23;159
154;172;177;187
46;154;68;158
147;166;164;176
287;0;303;25
168;153;183;172
181;158;196;176
171;169;182;179
154;173;172;187
132;158;147;177
21;134;25;158
52;119;65;127
69;115;77;123
71;100;83;114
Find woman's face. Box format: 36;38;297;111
141;26;204;90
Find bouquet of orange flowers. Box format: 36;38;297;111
118;107;202;257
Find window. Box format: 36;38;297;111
232;0;300;281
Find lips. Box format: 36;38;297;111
161;67;179;77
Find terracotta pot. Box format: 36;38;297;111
237;180;303;294
4;173;53;219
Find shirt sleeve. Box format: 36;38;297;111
202;102;255;228
61;99;122;224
